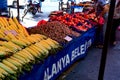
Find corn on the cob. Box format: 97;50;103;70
22;49;34;60
12;17;19;26
29;45;40;53
25;37;34;44
39;40;52;50
7;33;17;40
3;17;9;27
18;38;31;46
0;41;18;53
0;51;6;58
19;50;33;61
34;44;45;53
0;34;4;38
0;18;6;27
36;34;47;39
46;38;59;48
0;46;12;53
2;60;18;71
4;36;11;41
44;39;58;48
0;30;5;37
8;18;17;29
0;21;4;27
26;36;38;43
6;58;22;67
11;39;27;48
7;41;22;51
15;51;30;63
30;34;43;42
25;47;38;57
0;72;5;79
0;67;8;75
13;53;27;64
9;56;23;67
0;63;16;74
34;43;49;55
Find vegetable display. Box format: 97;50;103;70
28;21;80;45
0;12;98;80
37;20;47;26
49;12;98;33
0;17;62;80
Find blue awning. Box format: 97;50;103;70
0;0;7;11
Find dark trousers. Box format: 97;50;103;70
110;18;120;44
95;25;104;45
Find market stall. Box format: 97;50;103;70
19;27;96;80
18;12;97;80
0;0;118;79
0;12;98;79
0;17;63;80
0;1;99;79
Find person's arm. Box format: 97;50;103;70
98;0;110;16
100;3;110;16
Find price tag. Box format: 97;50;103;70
4;31;9;35
64;36;73;42
4;30;17;36
10;30;17;36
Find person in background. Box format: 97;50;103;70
110;0;120;46
93;0;110;48
31;0;42;13
38;0;43;13
22;0;41;21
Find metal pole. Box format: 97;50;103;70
17;0;20;21
98;0;116;80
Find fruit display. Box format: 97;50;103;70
28;21;80;45
49;12;98;32
0;17;62;80
37;20;47;26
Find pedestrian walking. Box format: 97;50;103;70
110;0;120;46
38;0;44;13
93;0;110;48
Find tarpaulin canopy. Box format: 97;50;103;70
0;0;7;11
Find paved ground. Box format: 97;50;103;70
9;2;59;28
56;46;102;80
62;46;120;80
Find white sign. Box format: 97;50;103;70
74;7;83;12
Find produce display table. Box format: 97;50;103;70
19;27;96;80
